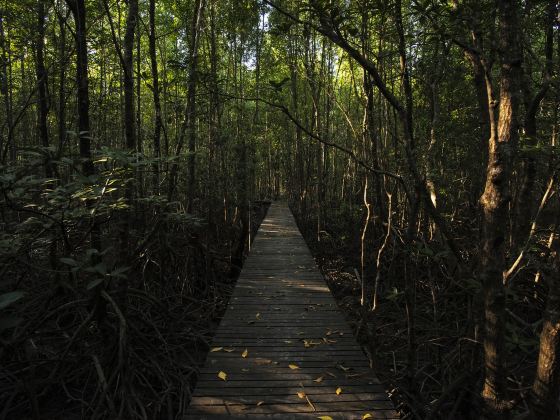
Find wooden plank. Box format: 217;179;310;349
186;202;398;418
190;393;390;405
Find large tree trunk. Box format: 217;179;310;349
479;0;522;417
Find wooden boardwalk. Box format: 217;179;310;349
186;202;398;419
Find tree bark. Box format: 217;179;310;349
149;0;162;193
186;0;204;211
530;202;560;419
35;0;52;177
123;0;138;152
479;1;522;417
168;0;204;204
66;0;94;177
0;9;14;162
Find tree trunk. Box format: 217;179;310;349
168;0;204;203
479;1;522;417
149;0;162;193
35;0;52;177
66;0;104;324
57;6;68;157
123;0;138;152
186;0;204;211
465;50;491;200
530;202;560;419
66;0;94;177
0;9;14;162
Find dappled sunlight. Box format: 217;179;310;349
188;203;398;418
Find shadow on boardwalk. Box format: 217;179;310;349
186;202;399;419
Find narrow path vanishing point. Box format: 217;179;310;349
186;202;398;419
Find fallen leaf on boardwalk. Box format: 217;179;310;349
304;339;322;348
317;417;333;420
210;347;223;352
256;401;264;406
336;387;342;395
289;364;300;370
241;368;249;372
297;391;306;399
337;364;350;372
242;349;248;358
362;414;373;419
218;371;227;381
325;371;337;378
223;348;235;353
313;376;324;383
284;340;293;344
256;313;260;319
255;358;272;365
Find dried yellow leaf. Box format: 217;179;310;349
210;347;223;352
242;349;248;358
223;348;235;353
313;376;324;383
289;364;300;370
256;401;264;406
218;371;227;381
297;391;306;399
317;416;333;420
362;414;373;419
336;387;342;395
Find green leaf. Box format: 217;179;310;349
84;263;107;276
0;291;25;310
87;278;104;290
60;257;78;266
110;266;131;277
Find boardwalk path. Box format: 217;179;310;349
187;202;398;419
